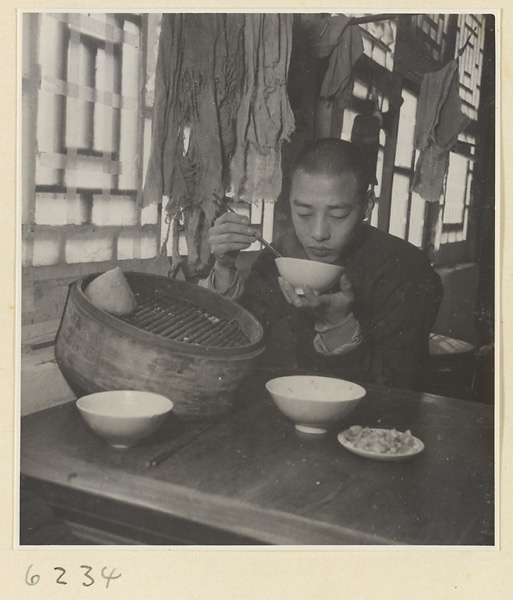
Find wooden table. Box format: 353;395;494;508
20;379;495;546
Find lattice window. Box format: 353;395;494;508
389;14;488;249
455;14;485;120
389;86;476;248
359;20;396;71
437;15;486;244
342;14;397;71
410;13;451;62
22;12;160;268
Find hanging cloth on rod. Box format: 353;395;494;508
141;14;246;274
228;14;295;205
309;14;363;138
412;59;470;202
310;14;364;104
141;14;294;276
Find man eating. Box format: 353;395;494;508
203;138;443;390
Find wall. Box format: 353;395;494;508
432;263;480;345
22;257;169;327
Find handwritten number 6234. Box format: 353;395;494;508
24;564;121;588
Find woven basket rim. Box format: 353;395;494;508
73;271;265;359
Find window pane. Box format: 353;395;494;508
374;147;384;197
443;153;468;225
353;79;369;100
370;200;379;228
389;172;410;239
341;108;357;142
395;89;417;169
462;207;470;241
407;192;426;248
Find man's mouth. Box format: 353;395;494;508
308;247;331;258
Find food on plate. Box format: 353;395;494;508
340;425;420;455
84;267;138;317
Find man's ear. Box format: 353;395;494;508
363;189;375;221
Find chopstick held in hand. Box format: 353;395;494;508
223;204;282;259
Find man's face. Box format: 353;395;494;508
290;169;371;264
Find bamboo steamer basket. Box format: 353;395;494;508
55;272;265;420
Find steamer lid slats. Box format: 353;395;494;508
117;284;251;349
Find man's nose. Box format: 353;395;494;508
311;216;329;241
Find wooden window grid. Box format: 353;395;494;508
410;14;450;62
367;14;486;249
22;12;160;269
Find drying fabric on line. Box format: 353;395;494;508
142;14;294;275
141;13;245;274
310;14;364;106
228;13;295;205
412;58;470;203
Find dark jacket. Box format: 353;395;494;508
240;224;443;390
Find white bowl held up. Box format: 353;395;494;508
76;390;174;448
266;375;366;435
275;257;344;295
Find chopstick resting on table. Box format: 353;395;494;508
146;447;177;468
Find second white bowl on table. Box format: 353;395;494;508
265;375;366;435
76;390;174;449
275;257;344;295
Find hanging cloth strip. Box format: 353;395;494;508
310;14;364;105
228;13;295;204
141;14;245;274
412;58;470;203
309;14;363;138
142;14;294;275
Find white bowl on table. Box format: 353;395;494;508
275;257;344;295
266;375;366;435
76;390;174;449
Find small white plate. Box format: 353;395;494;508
337;428;424;461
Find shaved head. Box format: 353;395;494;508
291;138;370;201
